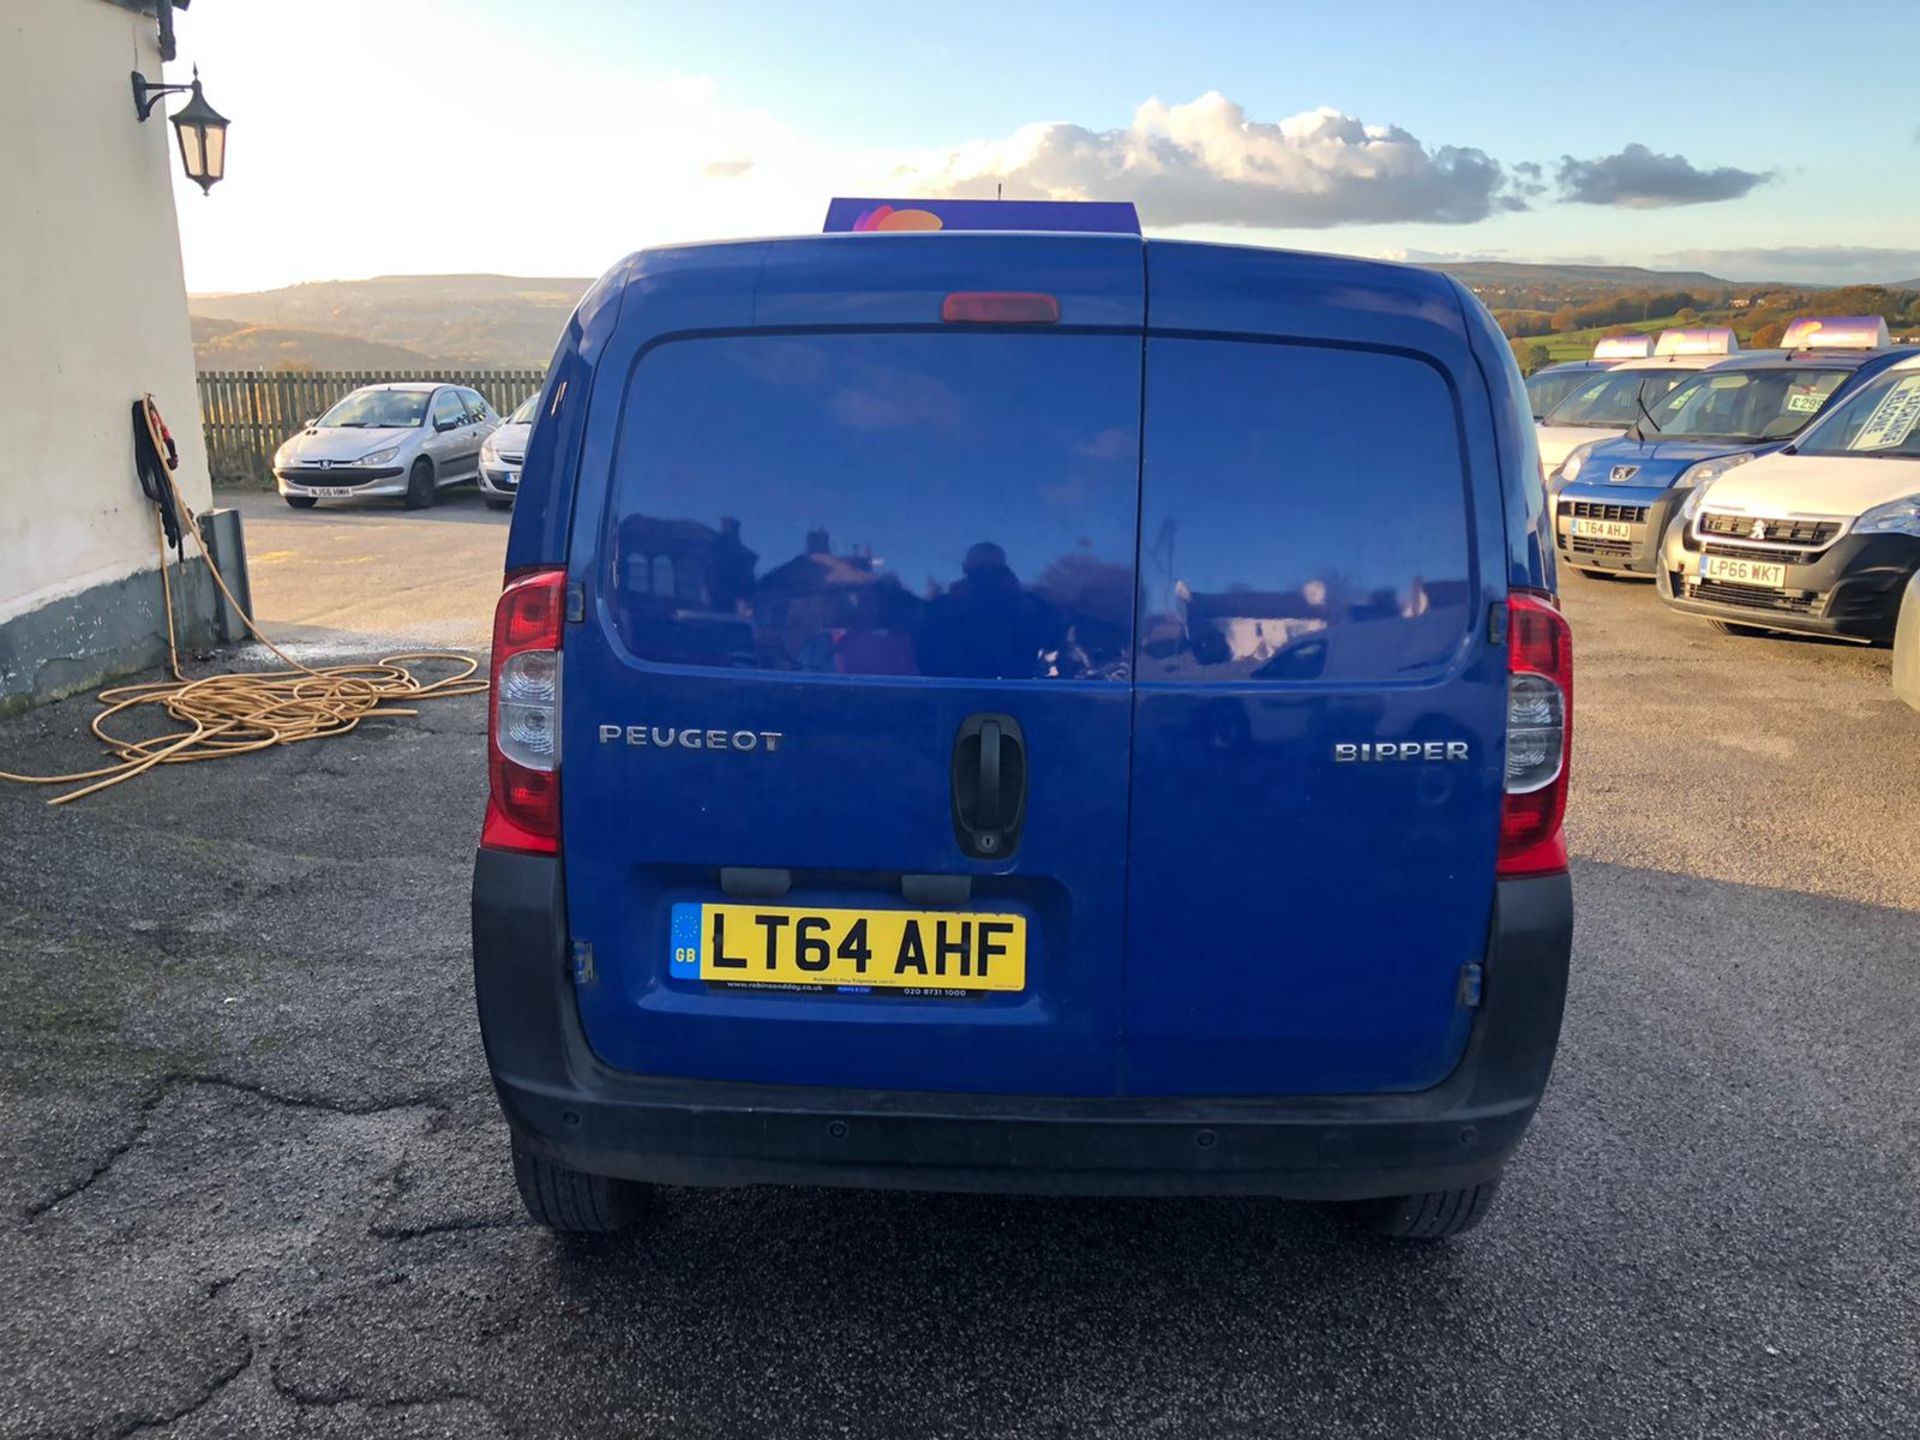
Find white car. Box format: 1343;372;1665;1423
1659;353;1920;641
1534;329;1742;474
478;393;538;511
1524;334;1654;422
273;382;500;510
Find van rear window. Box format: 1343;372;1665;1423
603;333;1141;681
1138;339;1474;684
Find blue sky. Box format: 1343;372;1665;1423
172;0;1920;293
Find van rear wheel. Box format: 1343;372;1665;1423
1343;1179;1500;1240
510;1138;647;1233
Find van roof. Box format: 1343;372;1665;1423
1680;348;1906;373
604;231;1471;321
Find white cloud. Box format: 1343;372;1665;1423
886;93;1520;228
1377;247;1516;264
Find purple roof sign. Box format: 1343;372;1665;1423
823;198;1140;236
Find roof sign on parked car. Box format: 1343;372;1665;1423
1653;327;1738;357
1592;335;1655;359
1780;316;1892;351
823;197;1142;235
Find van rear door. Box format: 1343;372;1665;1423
559;237;1144;1097
1121;244;1513;1096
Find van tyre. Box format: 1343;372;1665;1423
1576;568;1613;581
1344;1179;1499;1240
1711;620;1769;638
404;457;437;510
511;1139;645;1233
484;496;512;512
284;495;318;510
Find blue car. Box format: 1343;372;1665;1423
471;216;1574;1240
1550;318;1912;578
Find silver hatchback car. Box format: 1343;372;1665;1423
477;393;538;510
273;382;501;510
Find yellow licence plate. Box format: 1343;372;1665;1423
669;902;1027;993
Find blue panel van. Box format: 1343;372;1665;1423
471;229;1574;1241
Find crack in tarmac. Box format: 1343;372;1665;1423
21;1074;452;1220
267;1357;497;1423
367;1216;526;1241
111;1341;254;1439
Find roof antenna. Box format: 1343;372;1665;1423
996;182;1003;201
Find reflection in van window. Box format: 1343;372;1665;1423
604;333;1141;680
1138;339;1474;684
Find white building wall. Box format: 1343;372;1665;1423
0;0;212;626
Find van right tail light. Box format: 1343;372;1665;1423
1498;591;1572;878
481;568;566;855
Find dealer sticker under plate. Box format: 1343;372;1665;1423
669;902;1026;993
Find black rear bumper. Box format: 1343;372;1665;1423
471;852;1572;1199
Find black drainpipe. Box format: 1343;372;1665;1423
155;0;177;62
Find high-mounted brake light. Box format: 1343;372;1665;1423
942;292;1060;325
1498;591;1572;878
481;568;565;855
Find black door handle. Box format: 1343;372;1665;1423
977;720;1002;833
952;714;1026;860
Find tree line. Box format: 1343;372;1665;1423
1497;290;1721;339
1502;283;1920;374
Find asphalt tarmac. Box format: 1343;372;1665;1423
2;495;1915;1438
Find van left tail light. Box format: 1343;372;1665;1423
1498;591;1572;878
481;568;565;854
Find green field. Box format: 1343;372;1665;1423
1517;316;1728;365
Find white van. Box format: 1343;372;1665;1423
1659;352;1920;641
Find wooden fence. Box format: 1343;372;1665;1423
196;369;548;485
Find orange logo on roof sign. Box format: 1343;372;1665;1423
853;204;944;232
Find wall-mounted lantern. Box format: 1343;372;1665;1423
130;66;228;195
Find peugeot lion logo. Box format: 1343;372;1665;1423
1608;465;1640;483
1750;520;1770;541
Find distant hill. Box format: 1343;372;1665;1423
188;263;1883;374
1431;261;1740;293
189;274;592;369
191;316;444;371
